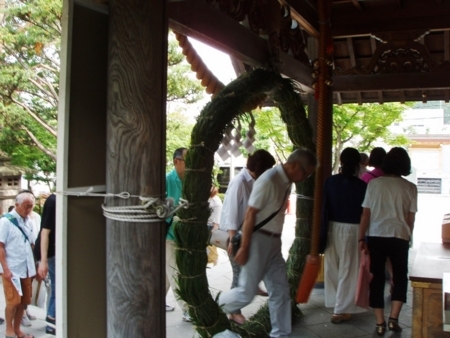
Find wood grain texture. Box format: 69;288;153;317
106;0;167;336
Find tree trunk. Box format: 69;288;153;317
106;1;167;336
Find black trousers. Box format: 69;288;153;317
367;236;409;308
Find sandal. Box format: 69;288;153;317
388;317;402;332
228;313;246;325
376;322;386;336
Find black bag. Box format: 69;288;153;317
231;232;242;256
230;188;291;256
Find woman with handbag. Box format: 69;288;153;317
320;147;367;324
359;147;417;335
219;149;275;325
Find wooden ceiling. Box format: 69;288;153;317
168;0;450;104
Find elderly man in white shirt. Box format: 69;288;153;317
219;148;317;338
0;191;37;338
219;149;275;324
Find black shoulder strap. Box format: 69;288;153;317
254;187;291;232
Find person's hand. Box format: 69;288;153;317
38;261;48;280
2;269;12;280
359;240;369;254
234;246;250;266
227;242;234;256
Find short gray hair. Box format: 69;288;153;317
286;148;318;171
15;192;35;205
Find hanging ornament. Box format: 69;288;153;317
230;120;243;158
243;113;256;154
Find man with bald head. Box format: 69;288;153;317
0;191;37;338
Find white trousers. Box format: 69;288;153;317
218;232;291;338
324;221;365;314
165;240;188;312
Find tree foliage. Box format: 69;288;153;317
0;0;204;182
252;107;293;162
0;0;61;184
332;103;412;172
251;102;411;172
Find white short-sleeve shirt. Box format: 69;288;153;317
248;164;292;234
220;169;254;231
0;210;37;278
208;195;223;225
362;176;418;241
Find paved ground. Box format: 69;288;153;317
167;193;448;338
0;194;445;337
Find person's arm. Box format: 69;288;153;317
406;212;416;235
38;228;50;279
359;207;371;253
234;206;259;265
0;242;12;280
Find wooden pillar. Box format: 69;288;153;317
107;1;167;337
308;36;333;179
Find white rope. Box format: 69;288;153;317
56;187;191;223
296;194;314;201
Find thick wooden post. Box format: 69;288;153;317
106;1;167;337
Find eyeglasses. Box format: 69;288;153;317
175;158;185;162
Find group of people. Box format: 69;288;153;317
165;145;415;337
0;190;56;338
165;147;318;338
321;146;417;336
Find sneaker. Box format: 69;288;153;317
182;311;192;322
21;315;32;327
46;326;56;335
331;313;352;324
165;304;175;312
26;309;36;320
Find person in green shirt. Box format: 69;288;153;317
165;148;192;322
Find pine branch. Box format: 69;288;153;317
22;127;56;160
11;98;57;137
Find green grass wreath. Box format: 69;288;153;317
174;68;316;337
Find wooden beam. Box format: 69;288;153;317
331;1;450;37
230;57;248;77
445;31;450;61
347;37;356;66
168;0;314;93
168;0;268;67
279;0;319;37
378;90;384;104
335;92;342;105
333;72;450;92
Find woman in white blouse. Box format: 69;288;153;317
359;147;417;336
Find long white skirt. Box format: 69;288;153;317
324;221;366;314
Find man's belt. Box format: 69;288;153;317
258;228;281;238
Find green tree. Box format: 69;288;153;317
332;102;412;172
252;107;293;162
0;0;204;182
166;110;195;171
0;0;61;186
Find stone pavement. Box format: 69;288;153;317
167;213;417;337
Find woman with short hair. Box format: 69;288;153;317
359;147;417;335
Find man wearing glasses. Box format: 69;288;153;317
165;148;192;322
218;148;317;338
